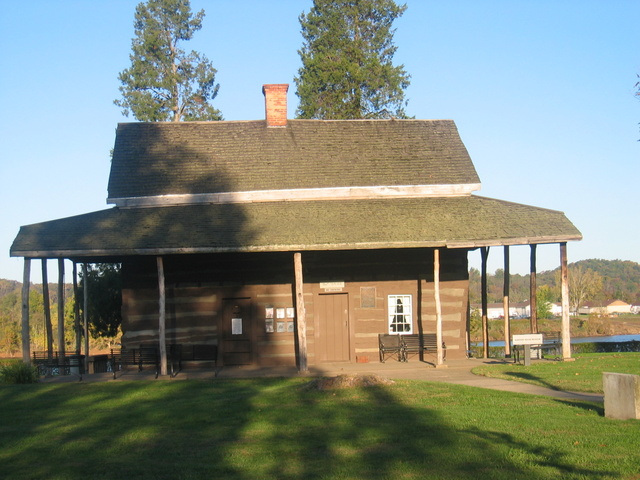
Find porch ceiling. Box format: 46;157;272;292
10;195;581;259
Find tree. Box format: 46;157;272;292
115;0;222;122
535;285;555;320
557;265;603;314
295;0;410;119
78;264;122;338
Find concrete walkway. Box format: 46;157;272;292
50;357;604;404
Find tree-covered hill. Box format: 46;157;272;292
468;259;640;305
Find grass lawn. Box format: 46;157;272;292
1;372;639;479
472;352;640;393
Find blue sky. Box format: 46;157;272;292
1;0;638;283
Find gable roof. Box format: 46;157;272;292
107;119;481;205
10;196;581;259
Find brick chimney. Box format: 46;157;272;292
262;84;289;127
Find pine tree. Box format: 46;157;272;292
295;0;410;119
115;0;222;122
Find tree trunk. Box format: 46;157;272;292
57;259;65;359
481;247;490;359
530;245;538;333
157;257;168;376
21;259;31;364
73;263;81;353
503;246;511;357
560;243;572;360
434;249;445;366
42;260;53;359
294;253;308;373
83;263;90;373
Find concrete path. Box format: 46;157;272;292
41;357;604;403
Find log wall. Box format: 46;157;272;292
120;249;470;366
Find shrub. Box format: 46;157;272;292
0;361;39;384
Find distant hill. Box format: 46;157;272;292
471;259;640;305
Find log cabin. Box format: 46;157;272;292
11;84;582;372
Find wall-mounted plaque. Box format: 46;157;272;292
361;287;376;308
232;317;242;335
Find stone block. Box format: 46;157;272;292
603;372;640;420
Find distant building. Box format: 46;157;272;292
578;300;631;316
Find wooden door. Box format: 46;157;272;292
221;299;253;365
316;293;350;362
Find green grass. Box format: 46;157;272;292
472;352;640;393
1;374;639;479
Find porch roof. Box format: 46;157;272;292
11;195;581;259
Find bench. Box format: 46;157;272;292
168;344;218;374
110;346;159;379
513;332;562;363
379;334;403;362
538;332;562;358
32;351;84;378
401;334;446;362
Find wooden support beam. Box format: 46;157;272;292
560;243;573;360
57;259;65;359
73;263;81;354
293;252;308;373
434;249;445;366
529;245;538;333
21;259;31;364
157;256;168;376
83;263;90;373
503;246;511;357
481;247;490;359
41;260;53;359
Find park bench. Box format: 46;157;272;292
513;332;562;363
32;351;84;378
378;334;403;362
538;332;562;358
168;344;218;374
401;334;446;362
110;345;159;379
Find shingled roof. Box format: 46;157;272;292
107;119;481;204
11;196;581;259
11;83;582;261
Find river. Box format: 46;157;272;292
475;334;640;348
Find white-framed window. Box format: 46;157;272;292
388;295;413;334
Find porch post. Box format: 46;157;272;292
42;259;53;359
560;243;573;360
57;259;66;360
21;259;31;364
503;246;511;357
83;263;90;373
530;244;538;333
481;247;490;359
293;252;308;373
157;256;168;376
433;249;445;367
73;263;81;353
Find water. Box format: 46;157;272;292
474;334;640;348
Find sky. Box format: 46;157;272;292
1;0;638;284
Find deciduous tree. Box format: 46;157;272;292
559;265;603;314
115;0;222;122
295;0;410;119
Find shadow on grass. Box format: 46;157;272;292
0;379;615;479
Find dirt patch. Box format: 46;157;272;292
305;374;394;391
